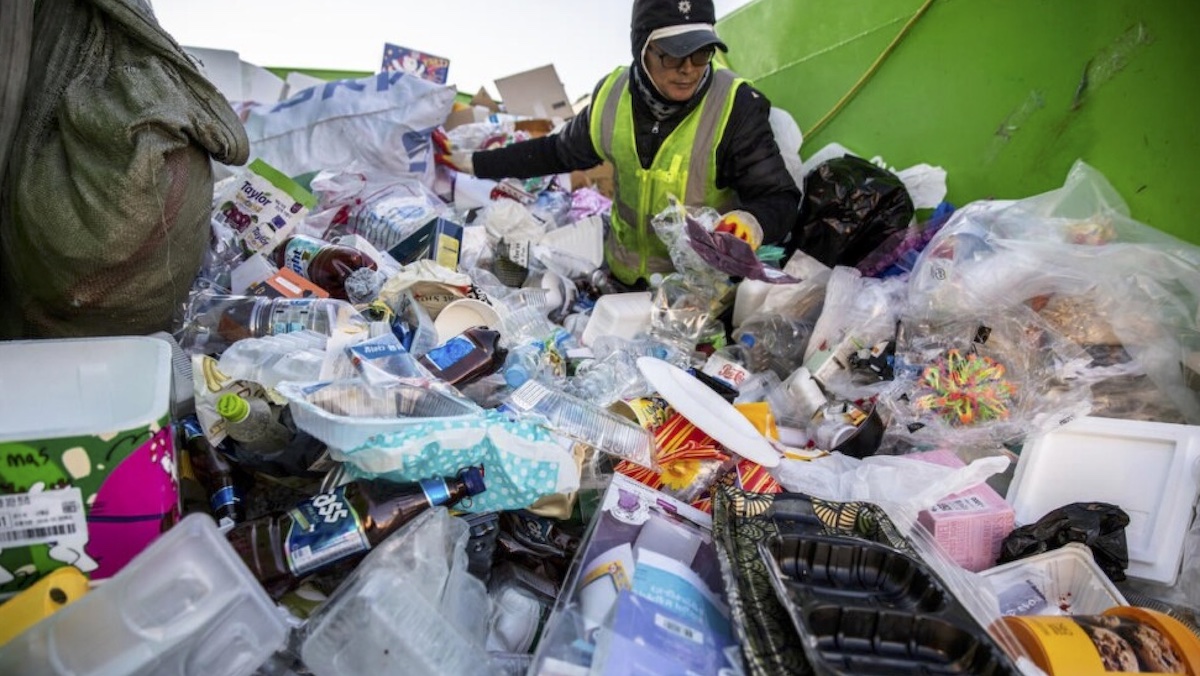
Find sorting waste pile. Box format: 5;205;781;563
2;7;1200;676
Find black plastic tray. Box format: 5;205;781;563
762;533;1017;675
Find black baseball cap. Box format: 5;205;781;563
631;0;728;60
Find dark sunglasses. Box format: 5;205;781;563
648;44;716;70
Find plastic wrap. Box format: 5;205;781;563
883;309;1094;447
907;161;1200;424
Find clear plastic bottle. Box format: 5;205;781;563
183;292;370;354
566;350;648;408
273;234;378;300
502;379;654;469
217;393;295;454
217;330;327;388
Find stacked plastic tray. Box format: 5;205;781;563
760;532;1019;675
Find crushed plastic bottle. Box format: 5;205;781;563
217;330;328;388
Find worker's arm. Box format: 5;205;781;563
472;104;603;181
716;84;802;249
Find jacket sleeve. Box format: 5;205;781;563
715;83;802;250
472;90;604;181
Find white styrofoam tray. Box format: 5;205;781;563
1007;416;1200;585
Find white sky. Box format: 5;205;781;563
150;0;753;103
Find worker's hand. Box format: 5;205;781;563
432;128;475;175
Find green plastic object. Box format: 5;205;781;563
217;393;251;423
717;0;1200;245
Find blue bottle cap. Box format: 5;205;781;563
458;466;487;496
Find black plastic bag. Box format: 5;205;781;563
794;155;914;267
997;502;1131;582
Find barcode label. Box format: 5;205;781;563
0;523;77;543
654;613;704;645
0;488;88;549
288;529;364;575
930;495;988;513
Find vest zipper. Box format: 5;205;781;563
651;121;660;135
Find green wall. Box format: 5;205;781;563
718;0;1200;244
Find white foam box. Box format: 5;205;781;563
981;542;1127;617
1007;416;1200;585
910;449;1015;572
581;292;652;347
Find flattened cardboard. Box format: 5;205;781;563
494;64;574;120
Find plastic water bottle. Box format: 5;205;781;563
183;293;369;354
217;330;327;388
217;393;294;454
567;351;648;408
503;380;654;469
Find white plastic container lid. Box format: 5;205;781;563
581;292;652;347
0;336;171;441
1006;416;1200;585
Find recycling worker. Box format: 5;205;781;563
438;0;801;287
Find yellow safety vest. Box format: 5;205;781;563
589;66;741;285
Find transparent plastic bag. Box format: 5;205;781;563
883;309;1094;447
906;161;1200;424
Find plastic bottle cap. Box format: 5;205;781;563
459;466;487;496
216;394;251;423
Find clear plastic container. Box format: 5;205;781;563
502;379;654;469
0;513;289;676
278;380;482;452
982;542;1128;616
301;508;491;676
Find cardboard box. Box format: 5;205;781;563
912;449;1015;572
494;64;574;120
386;217;463;270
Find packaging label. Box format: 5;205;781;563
215;159;316;256
424;335;474;370
284;487;369;577
0;488;87;549
929;495;989;513
279;238;325;280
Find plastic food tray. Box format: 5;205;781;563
981;542;1127;616
760;532;1019;675
1007;416;1200;585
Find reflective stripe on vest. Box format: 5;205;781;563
590;66;740;284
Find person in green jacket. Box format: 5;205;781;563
440;0;801;287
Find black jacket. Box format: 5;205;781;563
473;69;801;248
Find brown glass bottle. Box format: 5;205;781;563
179;416;245;531
418;326;507;387
226;467;486;598
273;234;378;300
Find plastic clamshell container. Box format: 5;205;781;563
0;337;177;592
1007;416;1200;585
581;292;652;346
760;533;1020;675
0;513;289;676
980;542;1127;617
278;379;482;451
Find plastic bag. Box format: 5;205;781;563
802;266;908;400
998;502;1131;582
794;155;914;268
883;309;1094;447
906;161;1200;424
242;71;455;180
